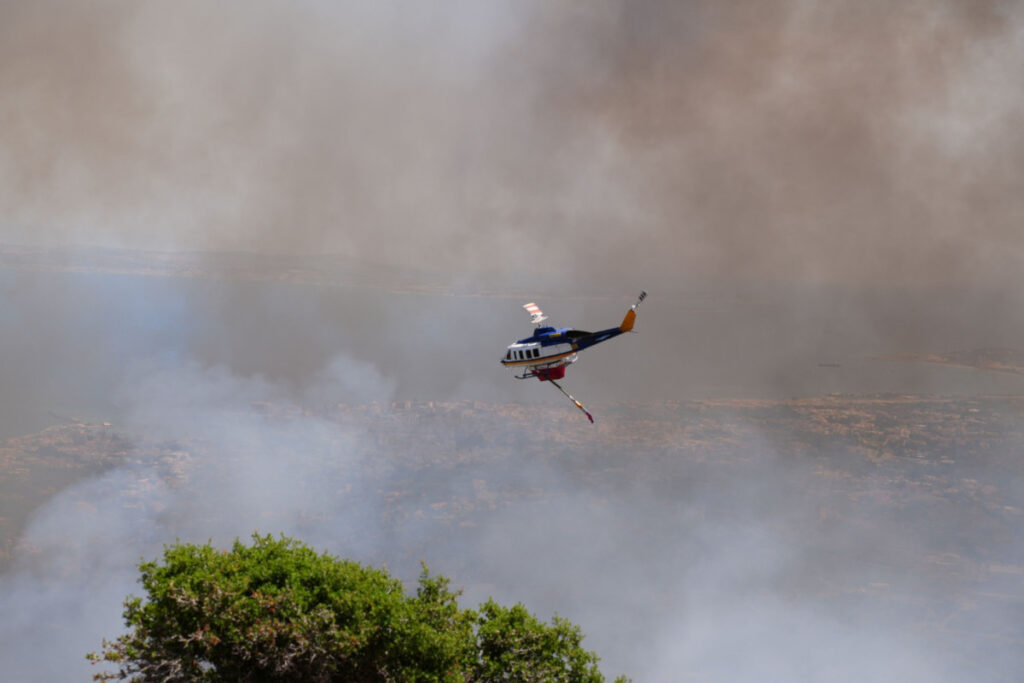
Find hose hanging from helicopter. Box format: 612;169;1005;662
548;378;594;424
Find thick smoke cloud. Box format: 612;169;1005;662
3;1;1024;287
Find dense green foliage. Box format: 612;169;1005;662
90;535;628;682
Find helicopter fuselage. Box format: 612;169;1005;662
500;320;631;381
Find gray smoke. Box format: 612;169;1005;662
3;1;1024;288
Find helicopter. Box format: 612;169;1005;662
500;291;646;422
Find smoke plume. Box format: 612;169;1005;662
3;1;1024;288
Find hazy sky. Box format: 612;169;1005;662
2;0;1024;286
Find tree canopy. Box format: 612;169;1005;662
89;534;628;682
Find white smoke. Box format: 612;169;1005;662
0;353;395;680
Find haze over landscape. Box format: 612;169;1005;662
2;1;1024;680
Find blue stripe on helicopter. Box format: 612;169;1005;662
516;326;624;348
514;326;567;345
